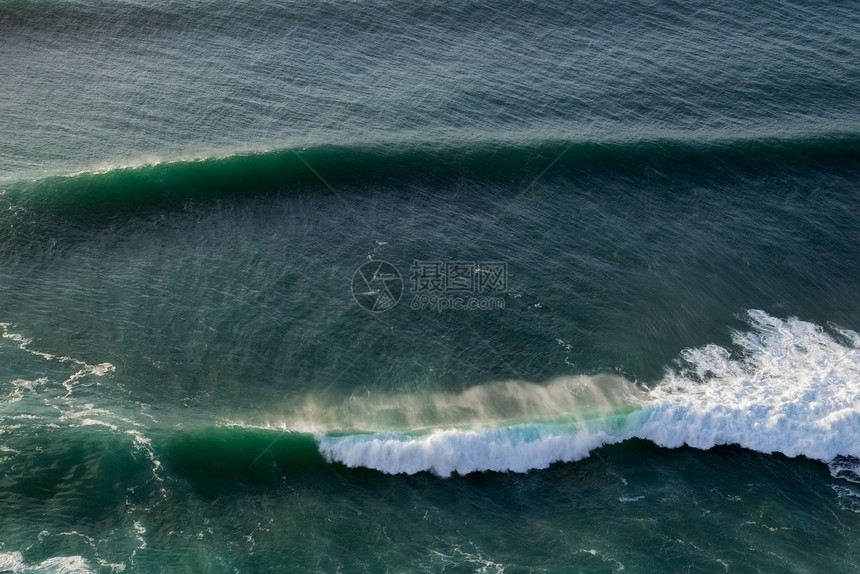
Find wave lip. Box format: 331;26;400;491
319;417;643;478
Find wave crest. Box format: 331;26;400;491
4;132;858;217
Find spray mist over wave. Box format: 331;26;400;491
258;374;646;433
310;376;647;477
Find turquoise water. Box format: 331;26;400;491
1;1;860;572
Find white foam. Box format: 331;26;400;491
828;456;860;483
0;552;93;574
319;418;641;477
5;378;48;403
78;419;119;431
0;552;24;572
641;310;860;461
439;546;506;574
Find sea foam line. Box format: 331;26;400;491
1;323;115;397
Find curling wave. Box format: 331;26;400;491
313;310;860;476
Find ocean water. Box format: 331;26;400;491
1;0;860;572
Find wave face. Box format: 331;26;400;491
307;311;860;476
4;133;859;214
